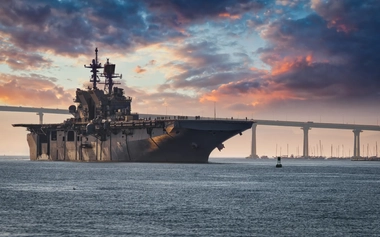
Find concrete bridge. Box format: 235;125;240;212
249;120;380;159
1;105;379;158
0;106;69;124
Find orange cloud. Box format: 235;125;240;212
134;66;146;74
0;73;74;107
218;13;241;19
200;84;295;108
199;91;219;102
271;55;313;75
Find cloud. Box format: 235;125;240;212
156;40;261;94
133;59;157;74
0;44;52;70
0;0;271;58
0;73;73;107
254;1;380;103
196;1;380;111
199;77;295;109
0;1;52;28
134;65;146;74
310;0;375;33
0;0;379;119
145;0;267;23
0;0;171;56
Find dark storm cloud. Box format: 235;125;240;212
1;1;94;54
311;0;379;33
0;1;51;27
0;0;268;57
254;1;380;101
221;80;269;94
145;0;268;21
0;0;178;55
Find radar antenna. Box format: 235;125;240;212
99;58;122;94
84;48;103;89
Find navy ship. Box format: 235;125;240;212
13;48;253;162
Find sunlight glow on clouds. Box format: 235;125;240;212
0;73;73;106
0;0;379;118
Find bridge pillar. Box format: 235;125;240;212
36;111;44;124
353;129;362;158
301;126;311;158
250;123;259;158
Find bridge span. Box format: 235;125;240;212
250;120;380;159
0;106;69;124
1;105;379;158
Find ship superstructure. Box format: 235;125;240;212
13;48;253;162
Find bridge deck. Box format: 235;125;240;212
2;105;380;131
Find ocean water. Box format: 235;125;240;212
1;157;380;237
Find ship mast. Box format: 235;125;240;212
84;48;103;89
100;58;122;95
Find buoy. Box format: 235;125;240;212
276;157;282;168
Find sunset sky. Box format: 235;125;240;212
0;0;379;158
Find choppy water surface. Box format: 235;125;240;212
1;157;380;236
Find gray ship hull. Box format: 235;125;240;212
20;120;253;163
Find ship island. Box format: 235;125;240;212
13;48;253;163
